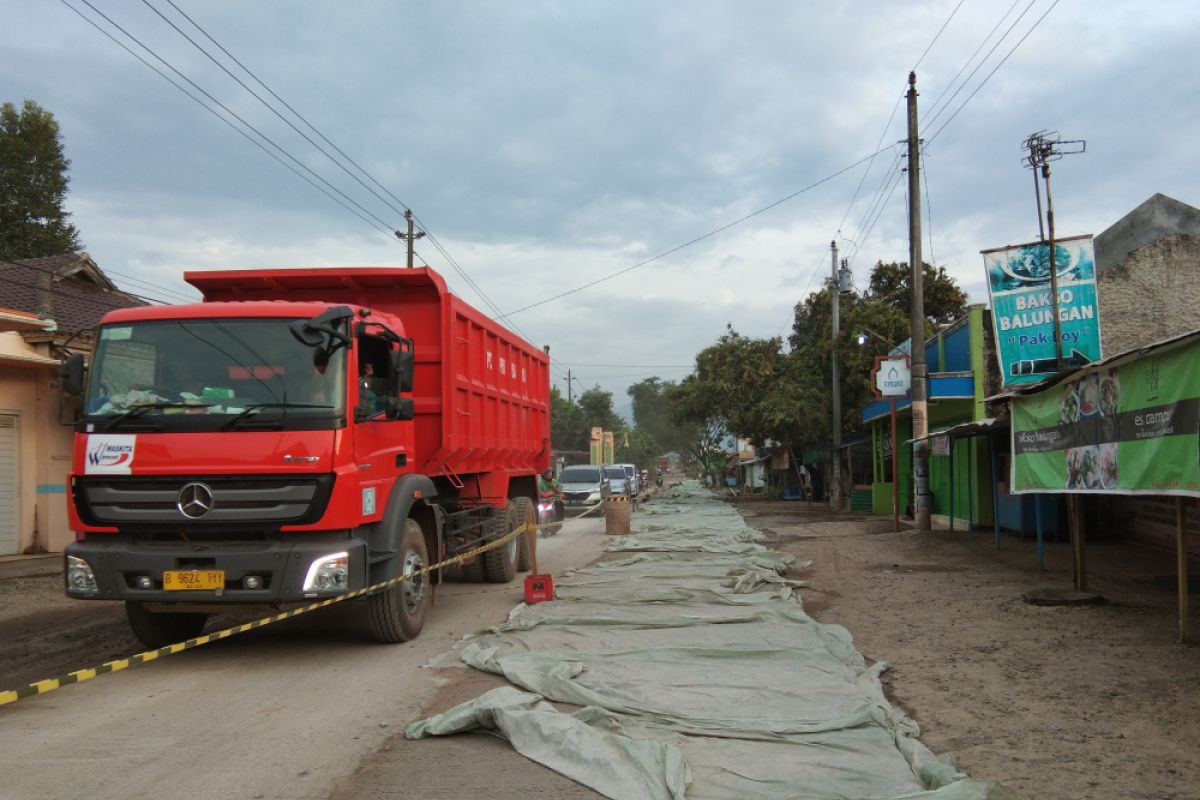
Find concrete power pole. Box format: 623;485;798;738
829;239;842;512
907;71;931;531
395;209;426;268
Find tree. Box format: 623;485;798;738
865;261;967;325
549;385;588;452
0;100;83;260
577;386;625;438
627;377;691;456
667;375;728;485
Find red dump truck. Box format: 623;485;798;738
59;267;550;647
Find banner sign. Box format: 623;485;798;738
1011;339;1200;496
982;234;1102;386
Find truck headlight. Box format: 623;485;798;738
66;555;98;593
303;551;349;592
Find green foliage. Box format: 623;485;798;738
666;374;728;483
627;377;692;456
0;100;83;260
577;386;625;438
669;260;969;461
549;385;588;452
866;261;967;325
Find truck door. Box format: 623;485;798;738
352;330;413;520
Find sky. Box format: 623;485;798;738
5;0;1199;420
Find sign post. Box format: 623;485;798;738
872;355;912;532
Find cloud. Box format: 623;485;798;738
4;0;1199;419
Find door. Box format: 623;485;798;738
0;415;18;554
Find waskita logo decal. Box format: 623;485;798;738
84;435;137;474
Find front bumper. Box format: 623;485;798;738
64;533;367;604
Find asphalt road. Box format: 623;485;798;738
0;512;611;800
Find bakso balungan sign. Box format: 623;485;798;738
1011;338;1200;496
981;234;1102;386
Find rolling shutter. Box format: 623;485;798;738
0;416;17;554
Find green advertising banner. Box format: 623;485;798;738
1012;339;1200;496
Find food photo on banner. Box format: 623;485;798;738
1011;337;1200;496
981;234;1103;386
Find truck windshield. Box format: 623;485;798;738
83;318;346;432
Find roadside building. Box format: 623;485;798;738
861;305;1007;532
0;253;144;554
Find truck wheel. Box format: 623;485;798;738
483;501;520;583
514;496;534;571
125;602;209;649
368;518;430;643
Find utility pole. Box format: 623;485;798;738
907;71;931;531
567;369;573;403
830;239;842;512
394;209;426;268
1023;131;1086;372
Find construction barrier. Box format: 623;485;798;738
604;495;631;536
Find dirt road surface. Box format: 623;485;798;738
735;496;1200;800
8;491;1197;800
0;513;609;800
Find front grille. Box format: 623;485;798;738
74;474;334;527
564;491;590;502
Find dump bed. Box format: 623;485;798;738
185;267;551;478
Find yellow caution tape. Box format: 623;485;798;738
0;501;602;708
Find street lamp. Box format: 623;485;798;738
855;328;894;348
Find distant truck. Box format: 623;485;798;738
60;267;550;648
657;455;672;475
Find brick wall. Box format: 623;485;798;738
1114;496;1200;556
1097;234;1200;355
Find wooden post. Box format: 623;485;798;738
1178;497;1190;644
527;502;539;576
1071;494;1087;591
1035;495;1045;571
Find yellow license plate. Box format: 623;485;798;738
163;570;225;591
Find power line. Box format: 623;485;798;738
143;0;411;226
59;0;400;241
911;0;969;71
67;0;527;357
921;0;1065;143
922;146;937;268
148;0;527;343
921;0;1024;126
497;147;891;320
554;362;694;369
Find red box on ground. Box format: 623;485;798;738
524;573;555;603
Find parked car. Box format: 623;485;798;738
616;463;640;496
558;464;609;507
603;465;632;497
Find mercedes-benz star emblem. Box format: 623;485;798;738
177;482;214;519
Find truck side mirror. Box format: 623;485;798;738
59;353;86;396
386;397;415;421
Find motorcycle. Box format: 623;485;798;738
537;492;565;536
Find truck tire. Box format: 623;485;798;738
514;496;534;572
125;602;209;649
483;501;520;583
367;518;430;643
